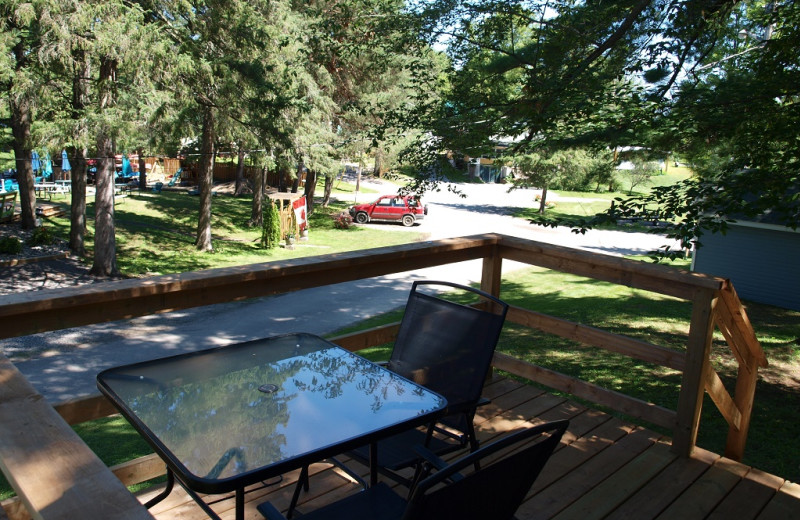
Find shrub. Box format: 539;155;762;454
333;212;352;230
261;201;281;249
27;226;55;246
0;236;22;254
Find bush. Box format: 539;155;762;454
27;226;55;246
333;212;353;229
0;236;22;254
261;201;281;249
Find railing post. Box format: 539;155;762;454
673;288;718;456
724;352;759;460
480;245;503;300
482;245;503;381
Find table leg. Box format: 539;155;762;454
369;442;378;487
236;488;244;520
287;465;309;519
144;468;175;508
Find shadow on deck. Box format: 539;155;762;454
139;377;800;520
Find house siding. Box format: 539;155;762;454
692;224;800;311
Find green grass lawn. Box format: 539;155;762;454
40;188;426;277
513;167;695;230
3;170;798;499
328;262;800;483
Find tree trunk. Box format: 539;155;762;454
234;147;246;196
276;166;284;192
137;148;147;192
69;47;91;256
68;146;88;256
9;94;37;229
9;40;36;229
291;172;300;193
373;149;384;177
323;174;333;208
91;57;119;277
249;164;265;227
195;105;215;251
304;169;317;213
538;185;548;214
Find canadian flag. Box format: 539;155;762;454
292;196;308;231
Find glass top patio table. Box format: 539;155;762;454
96;333;447;514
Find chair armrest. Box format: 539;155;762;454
413;444;464;483
257;501;288;520
413;444;449;471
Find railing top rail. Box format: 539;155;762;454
497;235;725;300
0;235;498;339
0;355;152;519
0;234;727;341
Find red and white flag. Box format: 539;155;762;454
293;196;307;230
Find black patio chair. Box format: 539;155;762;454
288;281;509;515
259;420;569;520
352;281;509;478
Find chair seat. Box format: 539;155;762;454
258;483;406;520
349;428;464;471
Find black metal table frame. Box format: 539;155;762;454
97;334;447;520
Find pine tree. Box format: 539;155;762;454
261;200;281;249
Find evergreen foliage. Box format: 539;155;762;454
261;200;281;249
2;0;799;261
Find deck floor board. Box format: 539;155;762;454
136;379;800;520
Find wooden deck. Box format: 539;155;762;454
137;377;800;520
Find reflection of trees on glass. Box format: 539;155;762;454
103;336;445;481
130;361;299;479
287;349;412;412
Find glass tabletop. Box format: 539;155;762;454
97;333;446;490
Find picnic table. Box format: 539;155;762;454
1;191;17;223
34;182;69;200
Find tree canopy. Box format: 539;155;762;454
3;0;798;261
408;0;799;255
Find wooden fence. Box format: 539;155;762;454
207;163;306;188
0;234;767;520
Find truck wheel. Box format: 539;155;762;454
355;212;369;224
401;214;415;227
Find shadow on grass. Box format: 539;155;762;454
495;277;800;482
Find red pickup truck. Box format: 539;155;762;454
349;195;428;227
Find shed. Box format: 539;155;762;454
692;219;800;311
268;192;307;239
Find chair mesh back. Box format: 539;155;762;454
387;283;506;412
406;425;565;520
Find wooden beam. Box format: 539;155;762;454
0;235;498;340
480;247;503;300
673;289;718;457
497;235;725;301
506;305;686;371
330;323;400;352
54;394;119;425
0;355;152;520
491;352;677;430
717;283;767;368
703;364;742;431
0;498;27;520
110;454;165;488
725;347;761;461
714;305;748;370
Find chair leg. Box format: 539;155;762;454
466;420;482;471
287;465;309;519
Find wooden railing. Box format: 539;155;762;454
0;234;766;520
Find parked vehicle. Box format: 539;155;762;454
349;195;428;227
